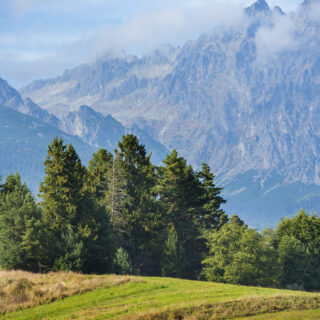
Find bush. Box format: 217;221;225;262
112;248;133;275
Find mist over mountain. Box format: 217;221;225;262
13;0;320;226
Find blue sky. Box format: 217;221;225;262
0;0;303;88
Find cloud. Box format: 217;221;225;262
304;1;320;21
1;0;304;87
255;13;297;58
63;1;247;62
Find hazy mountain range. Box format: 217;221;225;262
2;0;320;227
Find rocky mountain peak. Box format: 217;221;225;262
0;77;60;126
78;105;101;116
0;77;24;109
245;0;270;16
18;3;320;226
273;6;285;15
302;0;320;6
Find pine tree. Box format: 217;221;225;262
112;134;160;273
197;163;227;231
39;138;98;271
87;149;113;204
157;150;203;278
0;174;45;272
53;224;84;271
39;137;86;230
161;225;184;278
105;150;128;235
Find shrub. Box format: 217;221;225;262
112;248;133;275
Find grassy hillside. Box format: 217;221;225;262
1;271;320;319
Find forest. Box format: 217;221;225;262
0;135;320;291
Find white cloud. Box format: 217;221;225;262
255;14;297;58
1;0;304;87
63;2;246;62
304;2;320;21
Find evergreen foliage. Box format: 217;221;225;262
110;135;161;274
112;247;133;275
39;138;114;273
2;134;320;292
197;163;227;231
0;174;45;272
157;150;206;278
39;137;87;230
161;225;184;278
87;149;113;204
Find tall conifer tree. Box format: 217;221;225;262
161;225;184;278
113;134;160;273
157;150;203;278
39;137;86;230
0;174;45;272
197;163;227;231
39;138;99;271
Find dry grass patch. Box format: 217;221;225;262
0;270;141;314
126;295;320;320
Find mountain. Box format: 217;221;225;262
0;76;168;163
20;0;320;227
61;105;168;164
0;78;168;195
0;105;95;193
302;0;320;7
0;77;60;127
245;0;270;16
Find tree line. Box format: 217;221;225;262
0;135;320;291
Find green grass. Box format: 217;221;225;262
237;308;320;319
1;276;320;319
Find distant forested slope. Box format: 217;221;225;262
0;105;95;193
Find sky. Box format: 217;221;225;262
0;0;303;88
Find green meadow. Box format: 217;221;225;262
1;273;320;320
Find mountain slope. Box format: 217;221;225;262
0;77;61;127
20;0;320;226
0;77;168;164
20;1;320;183
61;105;168;164
0;105;95;193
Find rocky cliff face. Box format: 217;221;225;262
18;0;320;226
0;77;168;163
0;77;60;127
61;105;168;164
20;1;320;181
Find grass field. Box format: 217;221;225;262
1;271;320;319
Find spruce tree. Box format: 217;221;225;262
87;149;113;204
157;150;203;278
112;134;160;274
0;174;45;272
161;225;184;278
39;138;93;271
39;137;86;230
197;163;227;231
105;150;128;235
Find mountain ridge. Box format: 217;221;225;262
0;105;95;193
11;0;320;226
20;1;320;183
